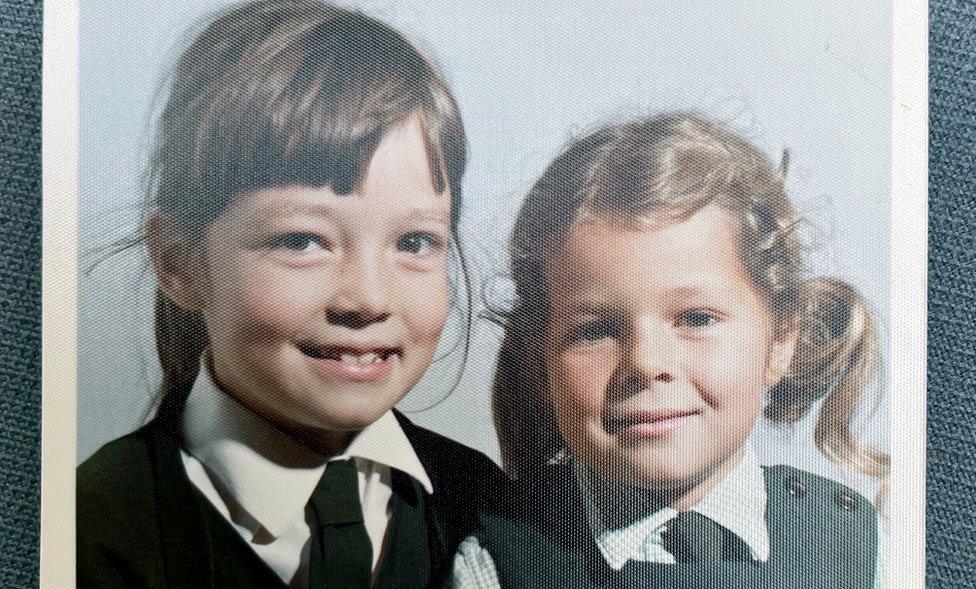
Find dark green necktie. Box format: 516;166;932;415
660;511;751;563
307;459;373;588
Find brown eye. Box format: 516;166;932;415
396;232;441;255
568;320;618;343
271;232;325;252
676;310;719;328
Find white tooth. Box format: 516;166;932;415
341;353;357;364
360;353;378;364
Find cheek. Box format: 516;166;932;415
205;260;318;338
400;270;450;341
548;347;617;417
693;335;768;418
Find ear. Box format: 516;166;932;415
764;325;798;388
146;213;208;311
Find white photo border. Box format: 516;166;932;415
41;0;928;586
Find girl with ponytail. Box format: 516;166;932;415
454;112;887;588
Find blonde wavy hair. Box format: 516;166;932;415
493;112;889;504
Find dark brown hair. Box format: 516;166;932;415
494;112;889;503
143;0;469;413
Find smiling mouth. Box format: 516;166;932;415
605;409;701;436
297;342;403;383
298;344;401;364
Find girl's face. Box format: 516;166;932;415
543;205;795;500
183;117;451;453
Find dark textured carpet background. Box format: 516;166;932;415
0;0;41;586
928;0;976;587
0;0;972;586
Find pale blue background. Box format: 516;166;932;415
78;0;891;500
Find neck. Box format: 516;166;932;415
206;355;359;459
596;448;745;525
660;447;745;510
222;385;359;458
286;423;359;458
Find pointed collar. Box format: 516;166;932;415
181;354;432;538
576;444;769;569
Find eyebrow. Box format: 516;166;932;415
397;207;451;225
554;299;616;317
667;286;710;298
551;285;723;313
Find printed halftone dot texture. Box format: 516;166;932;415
0;0;972;585
929;0;976;586
0;0;40;585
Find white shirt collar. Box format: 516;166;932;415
181;355;433;539
576;443;769;569
692;444;769;561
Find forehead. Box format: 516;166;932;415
359;116;442;199
544;205;751;295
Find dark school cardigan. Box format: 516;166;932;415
77;409;509;588
478;464;878;589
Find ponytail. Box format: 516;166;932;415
766;277;890;505
153;290;208;418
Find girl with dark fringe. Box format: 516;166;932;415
77;2;506;587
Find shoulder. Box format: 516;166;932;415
478;464;584;549
394;411;502;473
77;424;167;586
77;425;157;512
500;463;580;520
763;464;876;515
472;466;590;588
394;411;510;503
762;465;878;551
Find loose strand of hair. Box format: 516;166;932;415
492;306;561;479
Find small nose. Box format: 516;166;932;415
622;321;675;388
326;254;391;330
327;308;389;330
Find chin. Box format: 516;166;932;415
294;377;407;426
310;403;392;431
596;448;708;491
602;464;676;490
